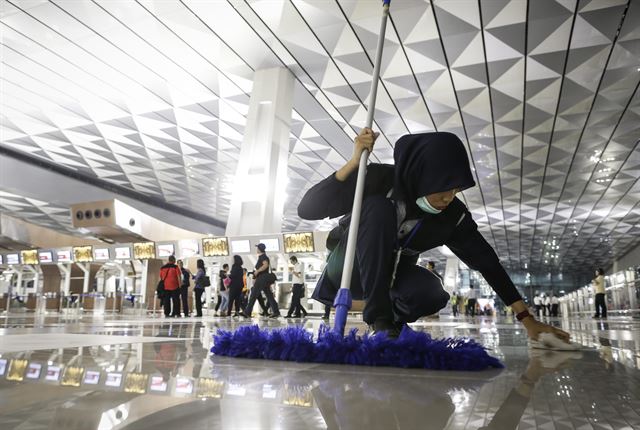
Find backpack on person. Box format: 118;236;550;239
156;271;168;298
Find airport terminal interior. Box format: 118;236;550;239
0;0;639;429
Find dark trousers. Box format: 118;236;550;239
452;304;459;316
245;275;280;316
467;298;477;317
595;293;607;318
214;294;222;311
163;289;180;317
331;195;449;324
535;305;542;317
227;287;243;315
194;288;204;316
323;304;331;318
257;294;269;314
551;304;559;317
287;283;307;317
179;286;189;316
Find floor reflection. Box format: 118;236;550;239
1;315;640;429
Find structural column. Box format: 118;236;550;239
225;67;295;236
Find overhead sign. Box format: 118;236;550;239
203;237;229;257
21;250;39;265
283;232;315;253
133;242;155;260
73;246;93;263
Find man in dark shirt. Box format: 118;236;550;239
177;260;191;317
240;243;281;318
298;128;570;343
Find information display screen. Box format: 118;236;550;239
283;232;315;253
105;372;123;387
6;254;19;265
94;248;110;261
178;240;199;258
114;247;131;260
157;244;175;258
39;252;54;264
259;238;280;252
203;237;229;257
150;375;168;392
73;246;93;263
230;240;250;254
175;377;194;394
45;365;61;381
26;363;42;379
57;250;72;262
84;370;101;385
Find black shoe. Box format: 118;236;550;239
369;319;404;339
269;313;281;319
293;314;302;318
322;315;330;320
239;311;251;319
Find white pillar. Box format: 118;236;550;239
443;257;459;293
225;68;295;236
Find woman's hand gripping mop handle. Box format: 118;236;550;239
333;0;391;337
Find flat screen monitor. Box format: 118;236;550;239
175;377;194;394
6;254;19;265
26;363;42;379
94;248;110;261
45;365;61;381
157;244;175;258
230;239;250;254
73;246;93;263
57;250;72;263
203;237;229;257
38;252;54;264
133;242;155;260
21;250;38;265
114;247;131;260
84;370;101;385
178;240;199;258
283;232;315;253
259;238;280;252
105;372;122;387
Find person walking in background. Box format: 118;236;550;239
426;261;443;283
451;291;460;317
227;255;244;317
159;256;182;318
192;259;207;317
216;264;229;316
544;295;551;317
533;294;542;317
593;268;607;319
467;284;478;317
177;260;191;317
551;294;559;317
286;256;308;318
241;243;280;318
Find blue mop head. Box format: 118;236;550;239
211;325;503;371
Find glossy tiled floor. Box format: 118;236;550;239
1;313;639;429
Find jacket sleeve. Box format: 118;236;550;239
446;209;522;306
297;164;391;220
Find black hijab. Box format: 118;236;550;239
393;132;475;206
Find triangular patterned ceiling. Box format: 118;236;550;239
0;0;639;280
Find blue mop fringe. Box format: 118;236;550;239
211;325;503;371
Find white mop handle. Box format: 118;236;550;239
338;3;390;292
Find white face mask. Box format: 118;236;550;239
416;196;442;214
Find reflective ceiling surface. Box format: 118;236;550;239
0;0;639;278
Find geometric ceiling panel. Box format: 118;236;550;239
1;0;639;282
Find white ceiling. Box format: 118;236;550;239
1;0;639;279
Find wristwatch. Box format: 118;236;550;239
516;310;533;321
